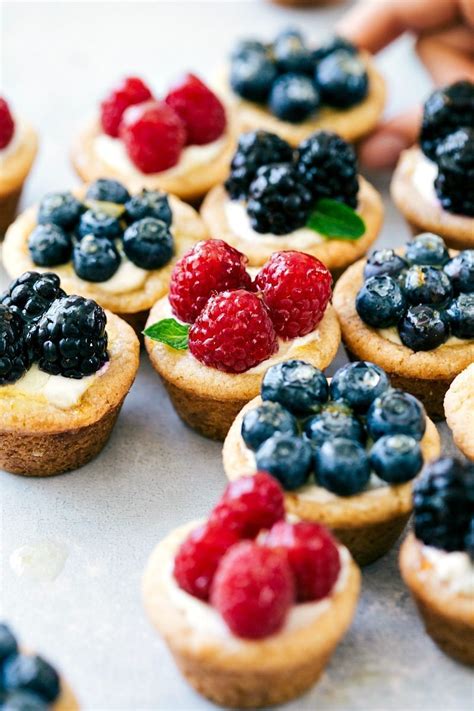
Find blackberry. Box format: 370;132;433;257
247;163;312;235
85;178;130;205
434;128;474;217
420;80;474;161
296;131;359;206
405;233;449;267
3;654;60;704
125;189;172;226
123;218;174;269
73;235;120;282
77;208;123;241
315;437;370;496
364;249;407;280
444;250;474;293
312;35;358;64
241;401;298;451
369;434;422;484
399;304;449;351
269;73;320;123
225;131;294;200
28;224;72;267
261;359;328;416
0;272;65;327
37;191;83;230
31;295;108;378
315;50;368;108
445;293;474;339
401;265;452;306
273;29;313;75
465;518;474;561
329;361;390;414
230;52;277;102
355;275;407;328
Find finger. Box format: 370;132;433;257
460;0;474;26
358;106;422;170
426;25;474;55
416;35;474;83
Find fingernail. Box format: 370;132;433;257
360;132;409;169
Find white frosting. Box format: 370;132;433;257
422;545;474;596
0;116;24;163
411;152;439;205
87;258;148;294
378;327;472;349
10;540;68;582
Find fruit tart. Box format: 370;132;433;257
0;271;139;476
215;29;385;146
3;178;207;333
0;96;38;235
223;360;441;566
400;457;474;666
333;233;474;419
391;81;474;250
201;129;384;274
444;363;474;461
71;74;235;203
144;240;340;440
143;472;360;708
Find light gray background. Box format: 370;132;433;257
1;2;472;710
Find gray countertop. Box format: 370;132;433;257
1;2;473;709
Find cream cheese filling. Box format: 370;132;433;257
410;151;439;206
378;327;472;349
422;545;474;596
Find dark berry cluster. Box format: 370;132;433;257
230;29;368;123
28;179;175;282
356;233;474;351
241;359;426;495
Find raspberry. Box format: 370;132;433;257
100;76;153;138
210;541;294;639
256;251;332;339
119;100;186;174
210;472;285;538
165;73;227;146
0;97;14;149
173;520;239;601
169;239;252;323
189;289;278;373
263;521;341;602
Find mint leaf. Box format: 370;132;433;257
143;318;189;350
307;198;366;240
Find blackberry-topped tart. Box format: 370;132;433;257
215;29;385;146
391;81;474;249
3;178;207;333
143;472;360;707
400;457;474;665
144;239;340;440
223;360;441;565
71;74;235;203
444;363;474;461
333;233;474;418
0;271;139;476
201;129;383;272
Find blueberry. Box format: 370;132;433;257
123;218;174;270
0;624;18;663
405;233;450;266
255;434;312;490
85;178;130;205
445;293;474;338
312;35;358;64
269;73;320;123
261;360;328;416
73;235;120;282
77;208;123;241
37;192;83;230
364;249;408;280
367;388;426;441
330;361;390;414
3;655;60;703
125;189;172;226
230;52;278;102
273;30;313;75
28;224;72;267
369;434;423;484
399;304;449;351
315;437;370;496
465;518;474;561
356;275;406;328
444;250;474;293
231;39;268;61
315;50;368;108
305;408;365;447
1;691;48;711
401;265;453;305
241;401;298;451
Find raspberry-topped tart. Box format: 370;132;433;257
0;271;139;476
143;472;360;708
71;74;235;203
400;457;474;665
215;29;385;146
3;178;207;333
391;81;474;249
144;239;340;439
223;360;441;565
333;233;474;418
201;129;384;272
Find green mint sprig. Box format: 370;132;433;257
306;198;366;240
143;318;189;350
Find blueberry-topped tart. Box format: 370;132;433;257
201;129;383;272
333;233;474;418
223;359;440;566
400;457;474;665
3;178;207;333
214;29;385;146
0;271;139;476
391;81;474;249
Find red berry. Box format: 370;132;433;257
256;251;332;339
189;289;278;373
119;100;186;174
100;76;153;138
211;541;294;639
169;239;252;323
165;73;227;146
173;520;239;601
0;98;14;149
263;521;341;602
210;472;285;538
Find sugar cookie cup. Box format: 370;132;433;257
444;363;474;461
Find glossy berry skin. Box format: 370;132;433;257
434;128;474;217
38;192;83;230
165;73;226;145
230;52;277;103
364;249;408;280
189;289;277;373
261;360;328;416
465;519;474;561
231;39;268;61
210;541;294;640
0;305;29;385
305;408;365;447
367;389;426;441
28;224;72;267
401;265;452;306
356;275;406;328
0;272;65;326
85;178;130;205
125;189;172;226
273;29;313;75
3;654;60;703
315;437;370;496
123;217;174;270
241;401;298;451
169;239;252;324
100;76;153;137
2;690;48;711
255;433;312;490
269;73;320;123
0;623;18;662
73;235;120;283
312;35;358;64
330;361;390;414
0;97;14;148
77;208;123;241
263;521;341;602
445;293;474;339
443;250;474;293
405;233;449;267
369;434;423;484
315;50;368;108
420;81;474;161
399;304;449;351
256;251;332;338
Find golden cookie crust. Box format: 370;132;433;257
53;679;79;711
444;363;474;460
0;120;38;197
